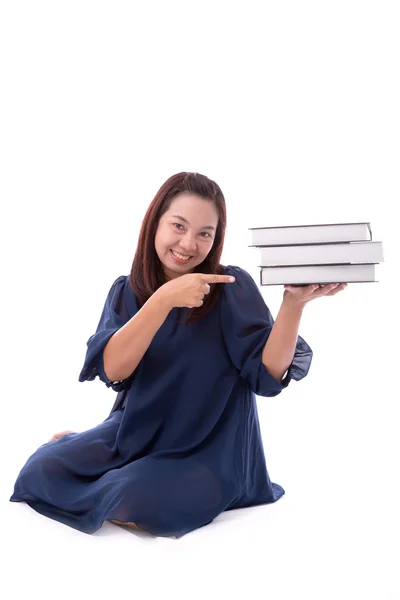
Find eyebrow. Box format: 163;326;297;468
172;215;216;231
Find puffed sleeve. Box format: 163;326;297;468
78;275;135;392
220;265;313;397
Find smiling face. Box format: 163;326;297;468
154;192;219;280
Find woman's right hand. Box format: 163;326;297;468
155;272;235;310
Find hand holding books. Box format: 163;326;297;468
282;282;348;308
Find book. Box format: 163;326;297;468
249;222;372;247
255;241;383;267
260;263;376;286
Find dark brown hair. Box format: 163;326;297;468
130;172;227;322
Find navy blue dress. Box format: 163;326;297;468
10;265;312;537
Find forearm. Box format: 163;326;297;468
103;292;171;381
261;301;304;382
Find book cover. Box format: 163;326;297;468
249;222;372;247
260;263;376;285
255;241;383;267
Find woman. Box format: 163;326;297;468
10;172;346;537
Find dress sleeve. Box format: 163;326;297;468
78;275;134;392
220;265;313;397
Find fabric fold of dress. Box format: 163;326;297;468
10;265;313;537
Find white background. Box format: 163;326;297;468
1;1;399;599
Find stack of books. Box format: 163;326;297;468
249;222;384;286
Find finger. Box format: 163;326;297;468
284;285;298;293
201;274;236;284
307;284;338;298
188;295;205;308
323;283;341;293
318;283;338;295
284;284;319;293
203;283;211;294
325;283;347;296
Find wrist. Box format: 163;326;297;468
151;287;174;315
281;296;306;314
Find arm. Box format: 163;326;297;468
219;266;314;396
103;272;233;382
261;300;304;383
262;282;347;383
103;293;171;382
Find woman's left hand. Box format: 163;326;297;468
283;283;347;308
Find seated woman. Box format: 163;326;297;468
10;171;345;537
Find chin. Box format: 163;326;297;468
171;262;201;278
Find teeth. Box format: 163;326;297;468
171;250;191;261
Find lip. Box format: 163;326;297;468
170;249;193;264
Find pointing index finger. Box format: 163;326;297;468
201;274;236;284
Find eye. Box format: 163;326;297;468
173;223;184;230
200;232;211;238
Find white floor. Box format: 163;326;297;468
3;374;399;600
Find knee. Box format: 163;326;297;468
19;444;64;482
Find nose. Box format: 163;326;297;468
179;232;197;253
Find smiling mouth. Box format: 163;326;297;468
170;249;193;263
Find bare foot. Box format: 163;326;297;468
49;430;75;442
110;519;141;530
